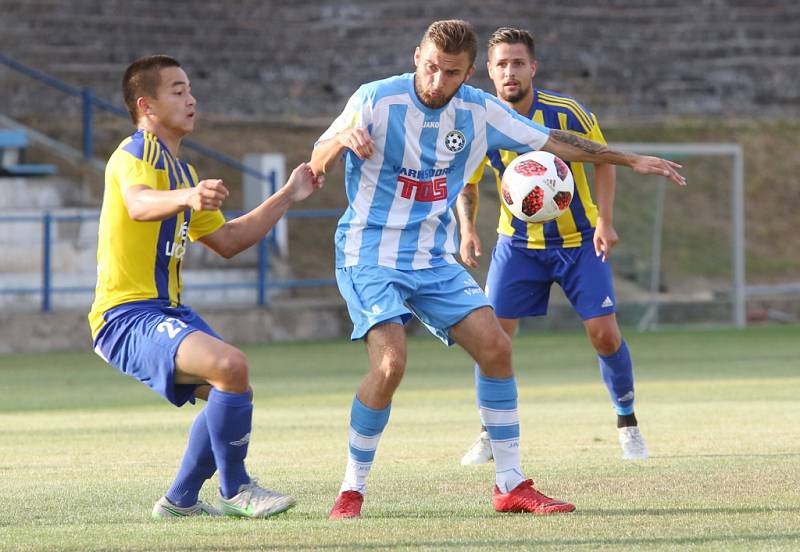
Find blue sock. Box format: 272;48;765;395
166;409;216;507
598;341;635;415
476;373;524;493
340;395;391;494
205;388;252;498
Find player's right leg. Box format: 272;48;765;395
174;330;296;518
330;266;412;519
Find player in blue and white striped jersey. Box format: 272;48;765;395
311;19;685;520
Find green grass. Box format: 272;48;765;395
1;325;799;551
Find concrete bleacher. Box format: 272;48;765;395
1;0;799;121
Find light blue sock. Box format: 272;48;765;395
340;395;391;494
205;388;252;498
473;363;486;427
165;409;216;507
598;341;635;415
476;373;525;493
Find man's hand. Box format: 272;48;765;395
630;155;686;187
285;162;325;202
593;217;618;262
459;228;483;268
187;179;229;211
337;128;374;160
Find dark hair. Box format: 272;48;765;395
122;55;181;124
487;27;535;59
421;19;478;65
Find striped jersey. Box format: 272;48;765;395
318;73;550;269
469;88;606;249
88;130;225;338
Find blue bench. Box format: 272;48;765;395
0;129;57;177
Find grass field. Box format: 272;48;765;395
1;325;798;551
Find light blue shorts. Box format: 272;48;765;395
336;263;491;345
92;300;221;407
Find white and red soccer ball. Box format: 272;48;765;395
501;151;574;223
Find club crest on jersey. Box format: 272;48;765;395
444;130;466;153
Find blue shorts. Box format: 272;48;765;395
92;300;221;407
336;263;491;345
485;236;616;321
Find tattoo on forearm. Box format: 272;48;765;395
458;187;478;223
550;129;625;158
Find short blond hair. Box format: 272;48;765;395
421;19;477;65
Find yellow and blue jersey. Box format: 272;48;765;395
469;88;606;249
88;130;224;338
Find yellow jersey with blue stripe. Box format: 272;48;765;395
469;88;606;249
88;130;225;338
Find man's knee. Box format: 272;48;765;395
377;350;406;387
587;324;622;355
215;349;250;390
478;330;512;371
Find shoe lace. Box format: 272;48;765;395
337;491;362;509
518;480;556;504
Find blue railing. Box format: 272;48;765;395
0;54;278;184
0;54;342;310
0;210;342;312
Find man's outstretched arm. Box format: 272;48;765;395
542;130;686;187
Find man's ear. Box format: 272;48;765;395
413;46;421;67
136;96;151;118
464;65;475;82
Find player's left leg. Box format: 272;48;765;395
450;306;574;514
583;315;649;459
461;239;551;466
561;243;649;460
174;330;297;517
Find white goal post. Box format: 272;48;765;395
613;143;745;328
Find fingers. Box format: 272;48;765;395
655;158;686;186
194;179;228;210
342;128;374;160
594;238;606;262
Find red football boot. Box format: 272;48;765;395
492;479;576;514
329;490;364;519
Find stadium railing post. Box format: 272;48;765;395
42;211;52;312
81;88;93;161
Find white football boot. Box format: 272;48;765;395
618;426;649;460
218;479;296;518
460;430;494;465
152;496;222;518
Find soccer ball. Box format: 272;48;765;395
501;151;574;223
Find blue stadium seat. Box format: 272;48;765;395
0;129;57;177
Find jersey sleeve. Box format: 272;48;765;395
484;94;550;153
185;163;225;241
316;85;372;145
466;156;489;186
187;209;225;241
110;149;159;193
